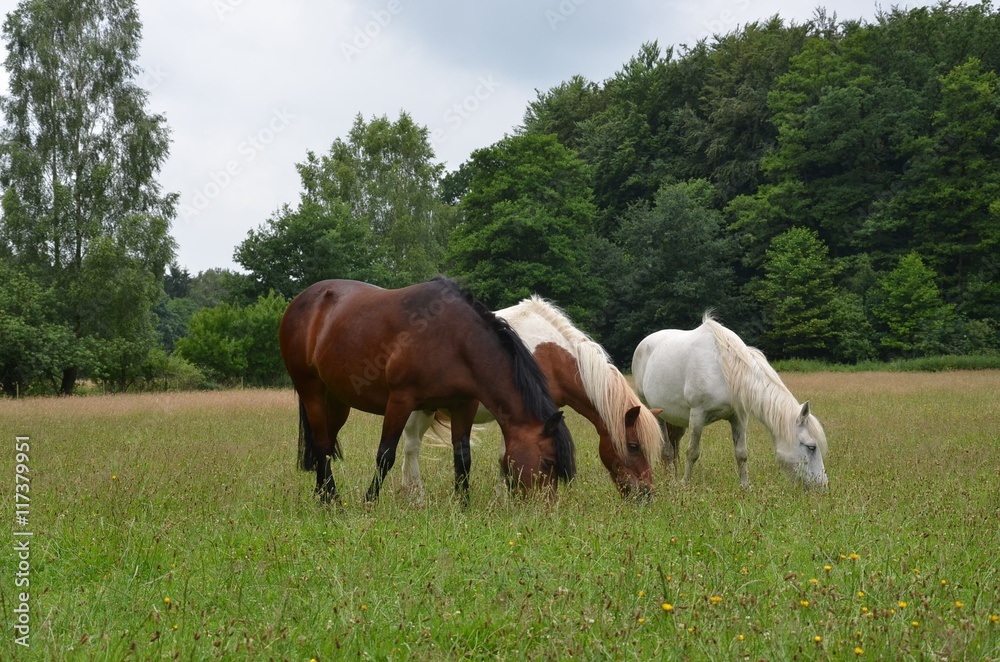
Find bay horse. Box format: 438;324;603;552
400;296;663;499
278;278;575;505
632;313;828;489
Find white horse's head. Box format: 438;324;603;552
776;402;828;489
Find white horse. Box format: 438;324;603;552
401;296;663;500
632;313;828;489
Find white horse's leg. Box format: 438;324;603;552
400;410;433;504
730;415;750;489
660;420;684;481
682;412;705;484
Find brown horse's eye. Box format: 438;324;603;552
627;443;641;453
542;459;555;470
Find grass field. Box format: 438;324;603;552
1;371;999;660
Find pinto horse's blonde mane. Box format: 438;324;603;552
519;296;663;463
701;312;827;455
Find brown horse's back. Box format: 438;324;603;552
279;279;483;415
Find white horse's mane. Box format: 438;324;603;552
701;312;827;455
519;296;663;461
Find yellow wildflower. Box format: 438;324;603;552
662;603;673;612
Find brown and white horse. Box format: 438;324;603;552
400;296;662;500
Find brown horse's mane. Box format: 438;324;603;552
432;277;576;481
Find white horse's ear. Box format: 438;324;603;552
798;401;811;424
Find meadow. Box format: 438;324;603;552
1;371;998;660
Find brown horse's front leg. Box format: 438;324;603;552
365;395;414;502
449;401;479;506
316;455;337;504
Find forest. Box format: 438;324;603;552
1;0;999;394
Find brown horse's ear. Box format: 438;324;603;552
543;411;565;437
649;408;663;418
625;405;642;427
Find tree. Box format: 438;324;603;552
447;133;604;325
0;257;76;395
521;74;607;151
606;179;737;363
0;0;176;393
752;227;870;360
869;58;1000;309
174;292;288;386
236;112;452;298
871;252;955;358
233;200;383;301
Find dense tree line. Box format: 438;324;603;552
2;1;998;394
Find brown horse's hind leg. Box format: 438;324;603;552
298;380;350;504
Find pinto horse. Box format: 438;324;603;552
400;296;663;499
633;313;828;489
278;278;575;504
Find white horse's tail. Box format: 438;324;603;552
426;411;484;447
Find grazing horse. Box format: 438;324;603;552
278;278;575;504
632;313;828;489
400;296;663;499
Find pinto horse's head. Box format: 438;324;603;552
598;406;658;500
500;411;574;494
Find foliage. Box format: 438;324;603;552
604;179;737;363
0;0;176;393
750;228;872;361
870;252;955;359
235;112;452;300
175;292;288;386
0;258;77;395
447;133;604;325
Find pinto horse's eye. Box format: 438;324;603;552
627;443;641;453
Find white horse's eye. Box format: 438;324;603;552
802;443;817;453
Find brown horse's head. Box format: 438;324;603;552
499;411;571;493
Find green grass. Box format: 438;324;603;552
1;373;999;660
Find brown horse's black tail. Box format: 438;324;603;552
297;398;317;471
297;397;342;471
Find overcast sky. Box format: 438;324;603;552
2;0;934;275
